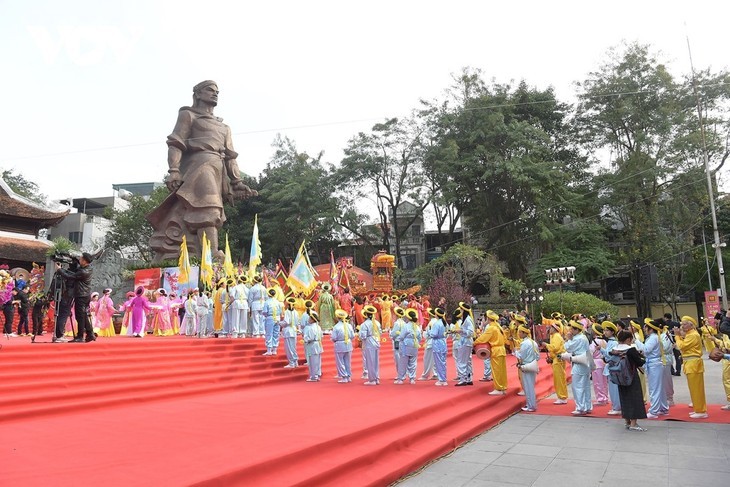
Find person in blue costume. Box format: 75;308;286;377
331;309;355;383
359;305;381;385
516;324;540;412
395;308;421;384
561;320;592;415
600;321;622;415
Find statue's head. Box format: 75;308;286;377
193;80;219;107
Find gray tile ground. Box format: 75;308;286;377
395;358;730;487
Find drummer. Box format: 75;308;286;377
474;310;508;395
429;307;449;386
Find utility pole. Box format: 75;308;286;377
687;36;728;308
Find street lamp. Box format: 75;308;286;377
544;266;576;313
520;287;544;322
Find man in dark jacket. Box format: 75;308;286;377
55;252;94;342
664;313;682;376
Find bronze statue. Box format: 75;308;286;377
147;80;256;262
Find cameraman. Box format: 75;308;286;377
50;265;75;343
663;313;682;376
54;252;94;343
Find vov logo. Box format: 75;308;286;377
27;25;143;66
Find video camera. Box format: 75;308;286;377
714;309;727;321
51;251;80;267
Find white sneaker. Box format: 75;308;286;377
607;410;622;416
394;380;404;384
283;364;294;369
553;399;568;405
721;404;730;411
488;390;506;396
364;381;378;386
410;379;416;385
517;391;526;396
521;407;536;412
690;412;708;419
646;413;659;419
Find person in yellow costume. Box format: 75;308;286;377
512;314;527;396
542;320;568;404
474;309;507;395
379;294;393;331
699;318;719;355
707;320;730;411
675;315;708;419
212;279;226;336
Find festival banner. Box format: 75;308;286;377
704;290;721;326
163;266;200;297
134;268;162;291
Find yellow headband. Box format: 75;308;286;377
681;316;697;327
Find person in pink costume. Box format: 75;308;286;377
590;322;609;406
130;286;152;338
153;288;174;336
168;292;182;334
95;288;116;337
89;292;100;333
119;291;135;336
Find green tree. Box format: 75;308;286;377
1;168;47;205
538;291;618;319
105;186;170;264
228;136;340;265
336;116;432;265
423;69;587;280
415;243;501;297
576;42;730;315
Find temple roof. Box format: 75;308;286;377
0;178;69;233
0;236;52;264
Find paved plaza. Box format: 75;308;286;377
397;358;730;487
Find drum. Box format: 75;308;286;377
352;335;361;349
474;343;491;359
520;360;539;373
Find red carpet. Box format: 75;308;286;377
1;336;555;486
528;394;730;423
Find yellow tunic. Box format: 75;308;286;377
545;332;568;400
676;329;706;414
475;321;507;391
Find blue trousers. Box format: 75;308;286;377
608;379;621;411
522;369;537;409
434;348;447;382
335;351;352;379
571;372;592;412
646;361;667;415
284;336;298;366
482;358;492;379
421;348;434;378
363;346;379;383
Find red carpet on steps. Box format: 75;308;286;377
531;396;730;423
1;336;554;487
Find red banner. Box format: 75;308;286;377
134;268;162;291
704;290;721;326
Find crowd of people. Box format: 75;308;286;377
3;263;730;432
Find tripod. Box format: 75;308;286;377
34;270;76;343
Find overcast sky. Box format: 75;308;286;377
1;0;728;204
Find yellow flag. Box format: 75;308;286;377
178;235;191;284
200;232;213;289
248;214;262;279
224;233;235;278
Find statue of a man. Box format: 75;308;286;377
147;80;256;262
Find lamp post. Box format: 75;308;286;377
520;287;544;323
544;266;576;314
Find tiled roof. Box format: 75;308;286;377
0;178;69;226
0;236;52;263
